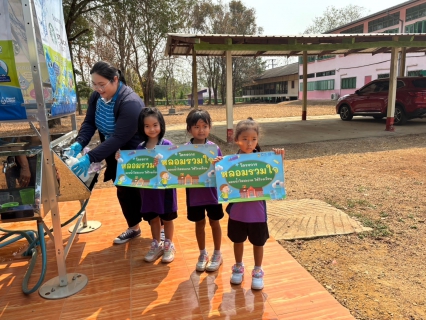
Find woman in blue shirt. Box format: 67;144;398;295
70;61;145;244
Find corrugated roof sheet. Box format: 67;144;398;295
255;63;298;80
165;33;426;57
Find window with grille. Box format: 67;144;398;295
408;70;422;76
406;3;426;22
340;25;364;34
300;79;335;91
368;13;400;32
378;73;390;79
341;77;357;89
316;70;336;77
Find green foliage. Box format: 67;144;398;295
76;81;92;99
304;5;368;34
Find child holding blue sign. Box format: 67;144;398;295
116;107;177;263
216;117;285;290
185;109;224;272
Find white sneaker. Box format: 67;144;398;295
206;253;222;272
144;240;164;262
196;253;209;272
230;264;245;285
251;268;264;290
162;240;175;263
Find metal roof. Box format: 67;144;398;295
255;62;298;80
165;33;426;57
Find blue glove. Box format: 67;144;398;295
69;142;82;157
71;154;90;177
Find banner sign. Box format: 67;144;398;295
8;0;52;107
215;152;286;203
33;0;76;116
156;144;217;188
0;0;26;120
115;149;158;188
114;145;218;189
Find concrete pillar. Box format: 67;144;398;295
192;49;198;108
226;50;233;143
399;47;406;77
386;46;399;132
302;51;308;120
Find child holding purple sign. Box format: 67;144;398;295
185;109;224;272
116;107;177;263
215;117;285;290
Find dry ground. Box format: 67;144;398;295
1;101;426;319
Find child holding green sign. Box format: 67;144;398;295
216;118;285;290
116;107;177;263
185;109;224;272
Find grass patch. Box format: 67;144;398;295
324;198;344;210
347;199;376;209
351;213;392;238
380;211;389;218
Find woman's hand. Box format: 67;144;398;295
16;155;31;187
212;156;223;165
272;148;285;160
115;150;121;160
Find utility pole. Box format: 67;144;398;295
266;59;277;69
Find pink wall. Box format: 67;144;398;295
298;0;426;100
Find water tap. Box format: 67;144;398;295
2;157;16;173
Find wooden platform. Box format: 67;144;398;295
0;188;354;319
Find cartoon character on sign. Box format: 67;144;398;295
160;171;171;187
117;174;126;185
219;184;232;202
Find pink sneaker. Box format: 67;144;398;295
230;264;245;284
251;268;264;290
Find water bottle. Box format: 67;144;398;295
65;157;90;182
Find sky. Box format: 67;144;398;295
241;0;406;35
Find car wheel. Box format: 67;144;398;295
339;105;353;121
394;105;407;125
373;116;384;120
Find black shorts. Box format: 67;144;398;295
227;219;269;246
187;204;224;222
142;211;177;222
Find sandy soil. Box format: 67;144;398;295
2;101;425;319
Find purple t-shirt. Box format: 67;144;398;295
225;148;267;223
185;139;222;207
226;201;267;223
138;139;178;214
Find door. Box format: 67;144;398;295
364;76;372;85
352;82;381;112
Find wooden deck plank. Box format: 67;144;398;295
0;187;354;319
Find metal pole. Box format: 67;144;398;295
192;49;198;108
21;0;68;287
226;50;233;143
302;51;308;120
386;46;399;132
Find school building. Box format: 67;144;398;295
298;0;426;100
242;62;299;102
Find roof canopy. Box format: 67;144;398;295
165;33;426;57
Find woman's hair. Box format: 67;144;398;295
137;107;166;143
234;117;261;151
186;109;212;132
90;61;126;85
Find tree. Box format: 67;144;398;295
304;5;368;34
132;0;193;107
190;0;264;105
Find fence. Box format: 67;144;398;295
78;97;250;110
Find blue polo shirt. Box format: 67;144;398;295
95;82;122;139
